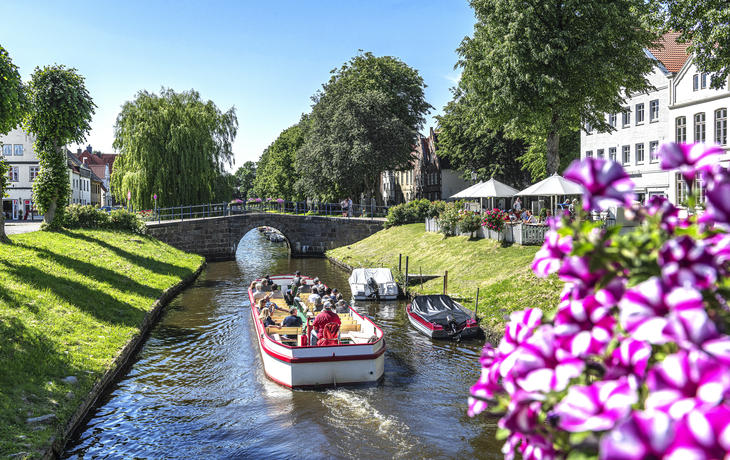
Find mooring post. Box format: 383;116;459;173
420;267;423;290
398;254;402;274
405;256;409;289
475;287;480;315
443;270;448;295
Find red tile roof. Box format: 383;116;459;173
650;32;692;73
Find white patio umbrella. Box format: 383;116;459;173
450;181;485;199
451;178;520;210
514;174;584;214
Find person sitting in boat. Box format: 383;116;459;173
307;291;323;311
258;307;279;328
281;307;303;340
261;275;274;287
291;271;302;288
336;299;349;313
252;283;266;299
264;295;286;314
312;302;341;345
257;298;267;312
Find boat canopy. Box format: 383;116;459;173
348;268;395;285
410;295;473;326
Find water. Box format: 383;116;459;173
61;230;502;459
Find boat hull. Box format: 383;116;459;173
250;275;386;388
406;302;480;340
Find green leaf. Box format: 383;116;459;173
495;427;511;441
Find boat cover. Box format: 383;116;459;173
348;268;395;286
410;295;473;326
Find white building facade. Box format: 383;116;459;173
1;127;39;220
581;37;730;206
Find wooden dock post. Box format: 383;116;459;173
475;288;480;315
443;270;448;295
420;267;423;290
405;256;410;288
399;254;402;274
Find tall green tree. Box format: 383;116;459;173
517;130;581;181
0;45;28;241
457;0;658;176
233;161;256;200
436;87;531;189
25;64;95;229
648;0;730;89
112;88;237;209
254;118;307;201
296;52;432;201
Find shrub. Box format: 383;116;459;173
384;198;432;228
481;208;505;233
63;204;146;234
437;202;461;236
64;204;110;229
457;210;482;237
427;200;446;218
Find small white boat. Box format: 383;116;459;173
348;268;399;301
249;274;386;389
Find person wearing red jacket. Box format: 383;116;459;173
312;302;341;345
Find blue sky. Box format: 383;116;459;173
2;0;474;171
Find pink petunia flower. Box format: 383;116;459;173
563;158;635;211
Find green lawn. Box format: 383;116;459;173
328;223;563;334
0;230;203;459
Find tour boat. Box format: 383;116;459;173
248;274;386;388
406;294;480;340
348;268;399;300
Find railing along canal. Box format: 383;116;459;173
143;200;391;223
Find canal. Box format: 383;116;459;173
61;229;501;459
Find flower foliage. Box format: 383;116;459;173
482;208;505;233
470;143;730;460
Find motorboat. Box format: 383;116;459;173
249;274;386;388
406;295;479;340
348;268;399;300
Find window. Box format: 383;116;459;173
636;103;645;123
702;73;707;89
676;117;687;142
622;107;630;127
609;113;617;128
650;100;659;121
2;145;10;156
636;143;645;164
716;108;727;145
609;147;617;162
585;121;593;133
693;74;699;91
676;172;707;206
622;145;630;165
8;166;18;182
14;145;22;156
650;141;659;162
695;113;706;142
30;166;40;181
597;149;604;159
586;150;593;158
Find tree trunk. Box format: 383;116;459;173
0;212;7;242
546;113;561;176
45;199;57;226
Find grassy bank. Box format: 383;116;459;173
0;230;203;459
327;223;563;333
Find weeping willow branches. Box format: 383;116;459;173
111;88;237;209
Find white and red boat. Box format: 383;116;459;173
248;274;386;389
406;295;480;340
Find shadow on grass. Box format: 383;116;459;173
63;230;194;273
2;258;156;327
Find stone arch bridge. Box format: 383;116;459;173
145;213;385;260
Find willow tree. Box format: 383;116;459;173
25;64;95;229
457;0;658;175
111;88;238;209
0;45;28;241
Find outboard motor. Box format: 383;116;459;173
446;314;461;341
367;277;380;301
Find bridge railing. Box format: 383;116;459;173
144;200;391;223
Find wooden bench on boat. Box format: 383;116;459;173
266;326;303;345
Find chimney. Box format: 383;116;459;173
86;145;92;154
77;148;82;155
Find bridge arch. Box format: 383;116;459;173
145;212;384;261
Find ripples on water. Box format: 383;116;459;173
61;230;501;459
